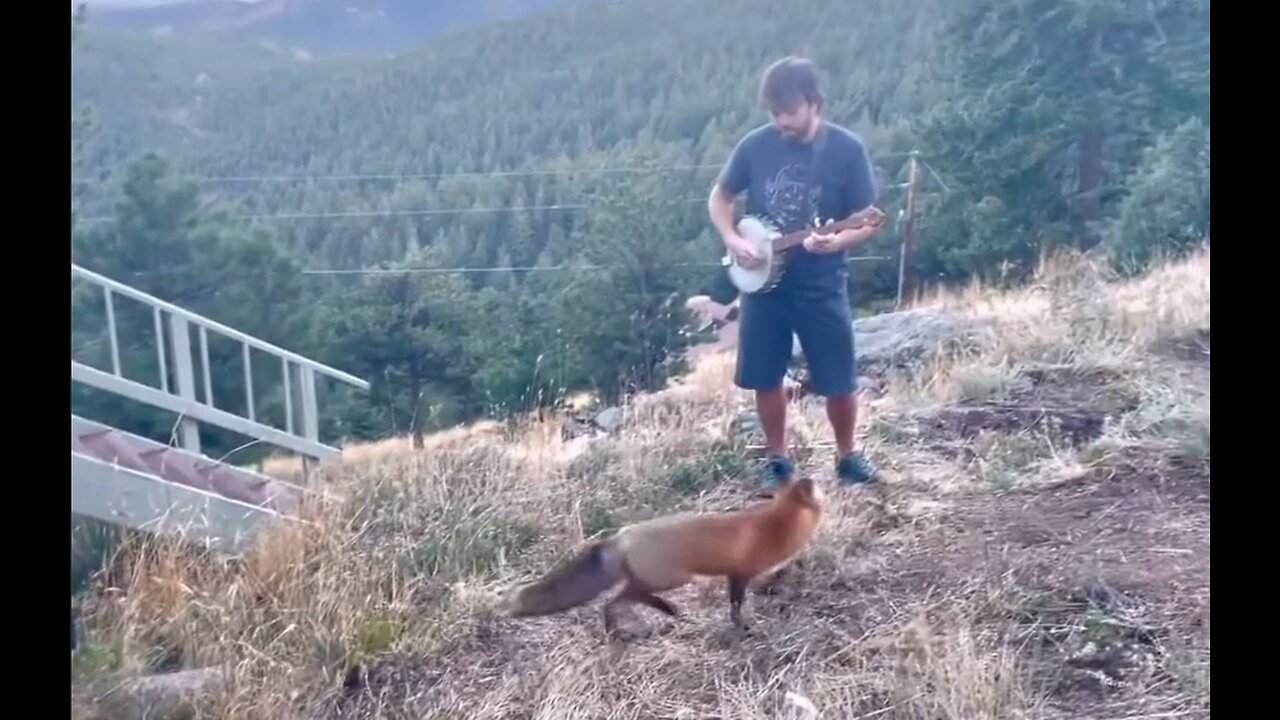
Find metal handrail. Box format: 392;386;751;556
71;263;369;390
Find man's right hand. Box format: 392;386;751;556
725;234;766;269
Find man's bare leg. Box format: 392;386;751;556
828;391;878;485
756;387;794;487
757;387;788;456
826;392;857;457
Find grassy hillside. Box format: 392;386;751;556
70;247;1210;719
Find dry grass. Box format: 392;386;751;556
71;247;1210;720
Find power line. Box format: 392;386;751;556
69;152;922;187
916;156;953;194
70;163;726;187
75;197;711;224
74;179;913;225
299;256;896;276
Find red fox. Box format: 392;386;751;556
506;477;825;635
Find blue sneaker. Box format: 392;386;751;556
836;451;879;486
762;455;795;489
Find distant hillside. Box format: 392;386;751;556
70;26;312;176
72;0;952;277
80;0;614;56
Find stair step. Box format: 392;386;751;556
75;430;154;478
71;415;310;523
71;451;284;553
139;444;217;494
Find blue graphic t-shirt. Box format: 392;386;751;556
717;120;879;296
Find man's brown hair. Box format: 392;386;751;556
759;55;825;113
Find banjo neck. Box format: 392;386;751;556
767;206;886;253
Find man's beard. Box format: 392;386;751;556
781;126;810;146
779;118;814;143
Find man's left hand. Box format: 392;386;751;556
803;231;842;254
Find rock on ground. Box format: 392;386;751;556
791;307;987;373
593;406;625;432
95;667;224;720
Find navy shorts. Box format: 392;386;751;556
734;286;856;397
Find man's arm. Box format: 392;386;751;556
708;183;740;246
709;134;752;248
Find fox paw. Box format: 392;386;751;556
751;582;782;597
710;622;754;646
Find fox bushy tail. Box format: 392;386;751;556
508;539;624;617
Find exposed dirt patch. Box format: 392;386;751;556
902;363;1140;462
865;444;1210;716
1013;363;1141;415
928;403;1106;446
1069;444;1210;505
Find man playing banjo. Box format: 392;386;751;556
708;55;884;488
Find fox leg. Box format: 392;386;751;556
635;592;679;618
603;584;677;638
614;557;687;623
727;575;750;630
602;588;634;637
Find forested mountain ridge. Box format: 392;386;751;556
79;0;611;57
72;0;948;274
70;26;307;177
70;0;1210;454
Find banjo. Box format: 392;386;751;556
721;205;887;294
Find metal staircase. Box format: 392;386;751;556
70;263;371;553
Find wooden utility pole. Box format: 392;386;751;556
895;151;922;310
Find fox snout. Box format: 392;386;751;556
799;477;825;505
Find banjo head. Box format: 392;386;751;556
727;216;779;294
736;215;779;242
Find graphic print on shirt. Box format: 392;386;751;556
764;163;821;234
